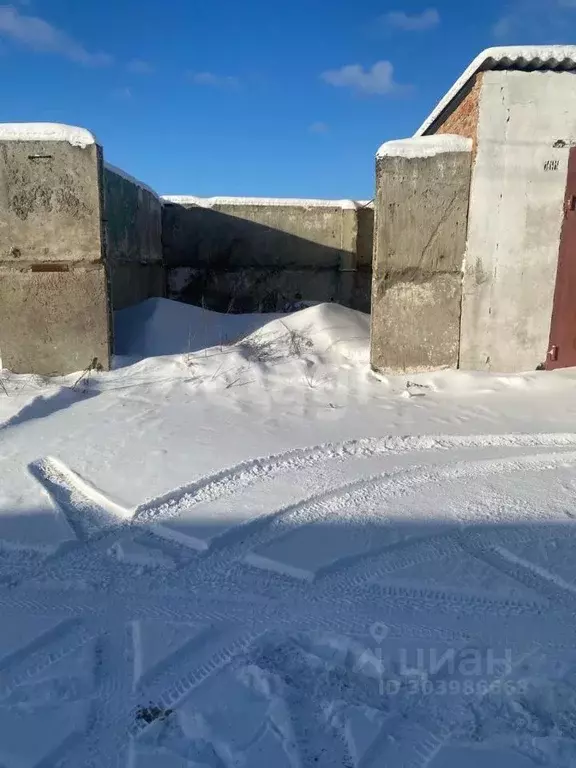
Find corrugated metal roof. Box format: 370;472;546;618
415;46;576;136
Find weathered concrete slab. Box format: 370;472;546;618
0;125;112;375
162;198;372;312
372;274;462;372
0;266;110;375
459;70;576;372
0;139;103;264
108;262;166;312
161;200;358;270
356;205;375;269
104;165;165;311
370;135;472;373
104;165;162;266
167;266;341;312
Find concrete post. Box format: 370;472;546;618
370;135;473;373
0;124;111;375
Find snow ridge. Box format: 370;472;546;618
0;123;96;148
161;195;367;209
377;135;472;159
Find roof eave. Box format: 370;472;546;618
414;45;576;137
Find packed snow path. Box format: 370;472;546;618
2;300;576;767
1;434;576;766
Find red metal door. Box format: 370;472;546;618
546;147;576;370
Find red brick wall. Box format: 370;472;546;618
432;73;483;152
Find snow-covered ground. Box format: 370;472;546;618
2;298;576;767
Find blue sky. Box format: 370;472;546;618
0;1;574;198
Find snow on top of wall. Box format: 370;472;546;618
105;163;160;199
161;196;366;210
377;135;472;159
0;122;96;148
415;45;576;136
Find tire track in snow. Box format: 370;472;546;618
233;449;576;580
180;451;574;645
4;434;576;764
361;718;453;768
33;603;468;767
347;582;547;618
0;587;246;628
48;623;263;765
29;457;131;539
133;433;576;525
293;607;474;643
493;546;576;597
1;459;133;588
5;445;572;657
146;448;576;641
230;533;547;627
307;502;570;622
464;540;576;610
88;625;133;768
328;521;566;614
12;433;576;588
57;611;469;765
119;626;265;755
366;607;556;768
0;578;558;687
139;627;262;716
0;620;96;700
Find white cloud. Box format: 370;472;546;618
188;71;240;88
111;86;132;101
0;5;112;65
127;59;154;74
382;8;440;31
492;16;513;38
493;0;576;40
321;61;405;96
309;121;329;134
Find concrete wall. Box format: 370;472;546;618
0;268;109;375
162;198;373;313
458;70;576;372
0;125;373;374
370;136;473;373
0;130;111;375
0;137;104;264
104;165;165;310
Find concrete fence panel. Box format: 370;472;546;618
0;124;373;373
0;124;111;375
162;197;372;313
370;135;473;373
104;165;165;311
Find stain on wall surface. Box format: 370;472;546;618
0;142;103;262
